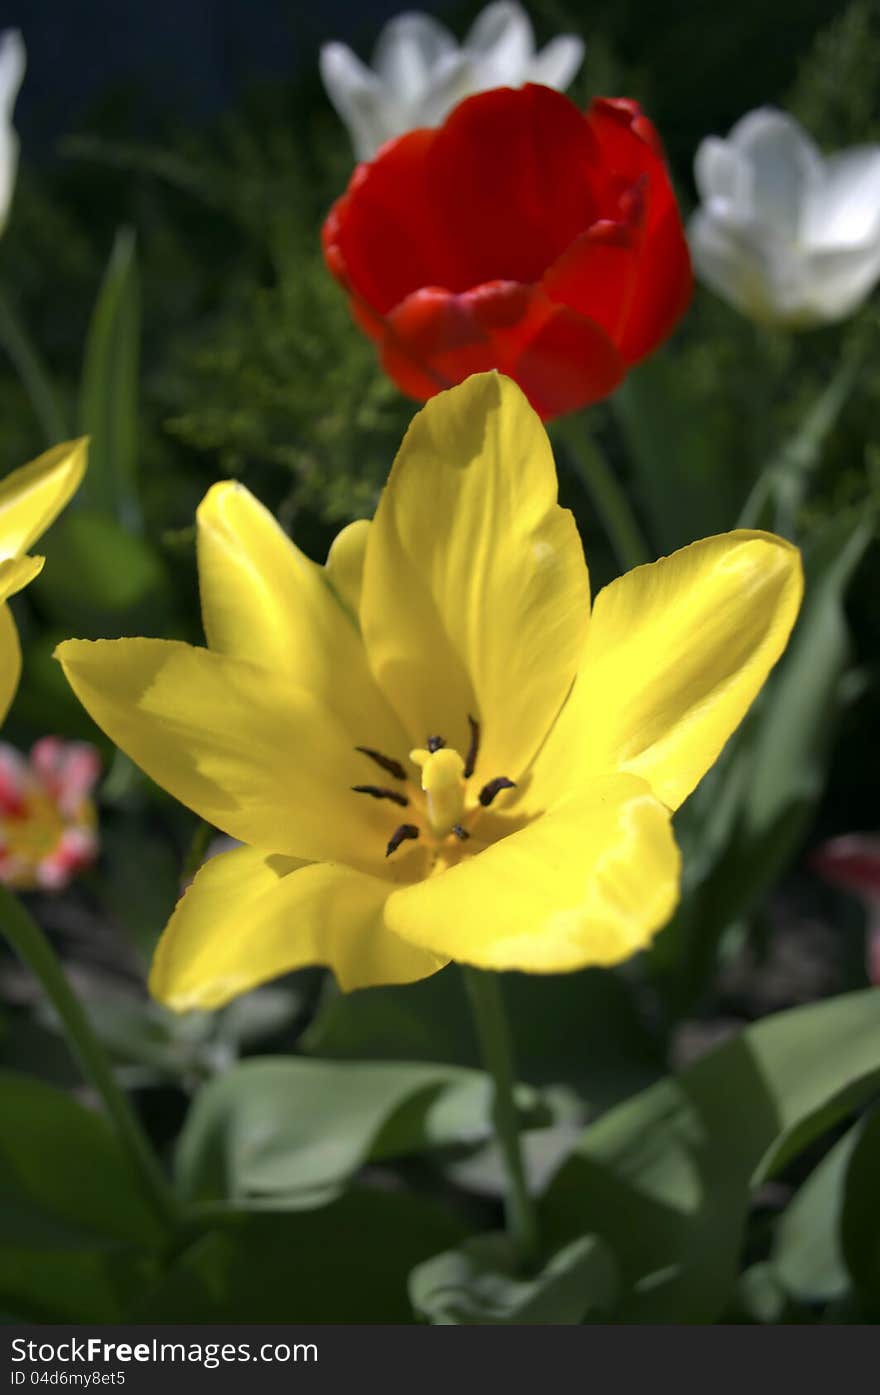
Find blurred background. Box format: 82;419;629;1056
0;0;878;1312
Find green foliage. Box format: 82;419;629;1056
410;1232;618;1325
540;990;880;1322
0;0;878;1330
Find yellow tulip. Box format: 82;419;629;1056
0;439;88;725
56;375;802;1009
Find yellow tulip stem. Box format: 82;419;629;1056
553;415;650;573
0;883;180;1235
462;965;538;1270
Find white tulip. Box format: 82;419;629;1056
690;107;880;328
0;30;25;236
320;2;584;162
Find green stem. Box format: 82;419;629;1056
0;290;67;445
182;818;214;882
462;966;538;1268
0;884;178;1234
553;416;650;572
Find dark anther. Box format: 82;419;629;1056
463;714;480;778
352;785;409;808
479;776;516;807
355;746;407;781
386;823;420;858
452;824;470;841
426;735;446;753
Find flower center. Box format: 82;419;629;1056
351;717;516;859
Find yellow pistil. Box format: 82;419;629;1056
410;746;466;838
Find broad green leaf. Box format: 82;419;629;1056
304;964;661;1107
0;1070;161;1320
175;1057;547;1208
410;1232;617;1325
134;1189;467;1322
541;990;880;1323
840;1105;880;1308
77;227;142;530
34;511;168;629
612;355;743;552
771;1125;860;1304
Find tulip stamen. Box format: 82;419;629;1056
352;784;410;808
452;823;470;841
355;746;408;781
426;735;446;753
479;776;516;807
463;715;480;778
386;823;420;858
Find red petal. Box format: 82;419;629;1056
542;214;642;345
378;281;623;420
425;85;601;288
617;202;692;363
323;129;462;313
583;99;693;361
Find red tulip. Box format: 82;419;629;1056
323;84;692;420
813;834;880;984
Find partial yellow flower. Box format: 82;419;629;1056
56;375;802;1009
0;439;88;724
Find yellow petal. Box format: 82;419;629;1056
384;774;679;973
360;374;589;785
150;844;444;1009
0;553;44;603
0;603;21;726
0;439;87;559
325;518;370;618
55;638;427;878
528;531;803;812
197;482;405;760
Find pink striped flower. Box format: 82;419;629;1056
0;737;100;891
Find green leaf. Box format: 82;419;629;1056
134;1189;467;1322
33;511;169;630
410;1232;617;1325
770;1125;860;1305
175;1057;547;1208
612;355;744;552
304;963;662;1107
840;1104;880;1308
77;226;142;530
0;1070;162;1320
541;990;880;1323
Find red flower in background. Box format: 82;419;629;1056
813;834;880;985
0;737;100;891
323;84;692;420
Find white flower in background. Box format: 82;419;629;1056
320;2;585;162
0;30;25;235
690;107;880;328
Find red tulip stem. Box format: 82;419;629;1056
554;415;651;573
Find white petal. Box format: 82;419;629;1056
801;240;880;321
0;31;24;233
694;136;751;208
727;107;823;238
689;207;810;326
415;53;480;128
372;13;458;102
465;2;533;85
526;35;585;91
805;146;880;248
0;30;25;121
319;42;398;162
